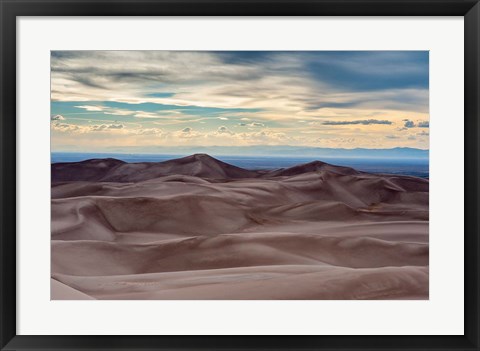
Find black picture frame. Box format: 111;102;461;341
1;1;479;350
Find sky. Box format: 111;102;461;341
51;51;429;153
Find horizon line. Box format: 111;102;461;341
52;145;429;152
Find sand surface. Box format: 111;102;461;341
51;154;429;299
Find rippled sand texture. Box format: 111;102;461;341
51;154;429;300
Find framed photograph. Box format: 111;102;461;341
1;0;479;350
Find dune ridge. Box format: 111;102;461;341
51;154;429;300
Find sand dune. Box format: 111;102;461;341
52;265;428;300
52;154;259;182
51;158;126;182
51;278;95;300
266;160;359;177
51;154;429;299
52;233;427;276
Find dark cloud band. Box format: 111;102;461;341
322;119;393;126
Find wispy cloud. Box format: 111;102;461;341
75;105;105;112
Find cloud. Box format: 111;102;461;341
72;103;210;121
417;131;429;137
145;92;175;98
218;117;228;120
238;122;265;127
133;128;163;135
173;127;203;139
90;124;125;131
403;119;415;128
51;51;262;104
52;121;165;137
217;126;233;134
104;109;137;116
75;105;145;117
75;105;105;112
133;111;160;118
401;119;430;129
303;51;428;92
51;115;65;121
107;124;124;129
52;51;429;116
51;122;80;132
322;119;392;126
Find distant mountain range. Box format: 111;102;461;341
69;146;428;159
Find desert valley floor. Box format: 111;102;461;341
51;154;429;300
